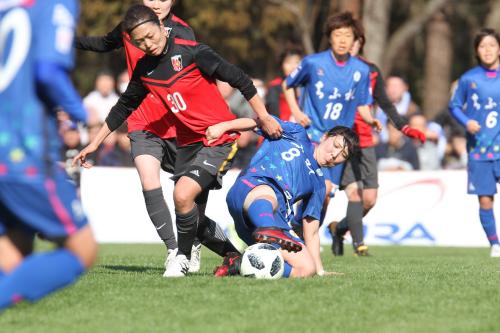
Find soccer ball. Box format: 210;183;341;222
240;243;285;279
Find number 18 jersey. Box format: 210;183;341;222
286;51;372;143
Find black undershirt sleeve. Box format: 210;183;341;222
105;64;149;131
194;44;257;101
371;64;408;130
75;22;124;52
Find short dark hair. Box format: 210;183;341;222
326;126;360;159
324;11;361;40
473;28;500;64
123;4;160;35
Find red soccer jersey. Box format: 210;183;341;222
113;38;250;147
122;14;195;139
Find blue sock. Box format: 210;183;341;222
0;249;85;310
479;208;500;246
247;199;275;228
0;269;5;279
283;262;292;278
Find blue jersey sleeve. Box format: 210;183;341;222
448;76;469;127
285;58;311;89
301;184;325;222
449;76;467;110
33;0;78;69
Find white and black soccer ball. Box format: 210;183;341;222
240;243;284;279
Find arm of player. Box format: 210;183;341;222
72;122;112;168
35;62;87;123
302;217;344;277
370;65;425;143
358;105;382;132
206;118;258;144
194;44;282;139
75;23;124;52
448;77;480;134
282;80;311;128
302;217;322;274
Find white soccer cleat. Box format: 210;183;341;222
189;242;202;273
163;254;189;278
490;244;500;258
164;248;178;270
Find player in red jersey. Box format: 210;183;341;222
74;5;282;277
76;1;239;275
328;24;426;256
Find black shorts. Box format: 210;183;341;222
341;146;379;190
171;141;238;190
128;131;177;173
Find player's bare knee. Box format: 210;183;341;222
0;237;24;272
65;226;98;269
174;190;195;213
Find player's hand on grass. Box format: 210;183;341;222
259;115;283;139
72;144;98;168
401;125;426;143
206;123;226;145
466;119;481;134
317;270;344;277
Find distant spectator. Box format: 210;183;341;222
375;122;420;171
60;120;84;186
97;123;134;167
408;113;447;170
377;75;420;142
443;134;467;169
266;48;303;121
83;69;119;122
117;69;130;94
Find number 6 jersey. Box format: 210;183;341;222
450;66;500;161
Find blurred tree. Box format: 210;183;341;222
362;0;392;67
423;10;452;119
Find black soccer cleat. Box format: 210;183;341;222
328;221;344;256
252;227;302;252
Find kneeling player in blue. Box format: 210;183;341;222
210;118;359;277
0;0;97;310
449;28;500;257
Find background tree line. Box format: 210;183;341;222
76;0;500;120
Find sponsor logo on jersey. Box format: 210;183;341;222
353;71;361;82
171;55;183;72
317;68;324;76
470;82;477;89
190;169;200;177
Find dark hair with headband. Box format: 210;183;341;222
123;4;160;35
325;126;360;159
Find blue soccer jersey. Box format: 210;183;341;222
450;66;500;161
239;119;326;221
0;0;79;181
286;51;372;143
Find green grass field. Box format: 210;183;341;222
1;245;499;333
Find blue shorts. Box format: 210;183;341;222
0;172;88;240
226;176;301;246
467;159;500;195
